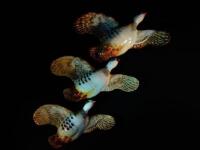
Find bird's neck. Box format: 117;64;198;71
106;66;112;72
106;63;116;72
128;23;137;30
78;110;87;117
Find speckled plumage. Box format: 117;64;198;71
74;12;170;61
33;101;115;148
50;56;139;102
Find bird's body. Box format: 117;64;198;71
75;12;170;61
112;26;137;54
57;111;87;141
33;101;115;148
51;56;139;101
104;24;138;56
73;69;110;98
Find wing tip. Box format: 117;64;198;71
123;76;140;92
50;59;60;76
151;31;171;46
132;77;140;91
33;105;50;126
50;56;76;77
98;115;116;130
74;12;98;34
33;112;40;125
105;115;116;130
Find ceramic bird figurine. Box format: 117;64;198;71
74;12;170;62
33;100;115;149
50;56;139;101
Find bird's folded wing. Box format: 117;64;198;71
50;56;94;79
103;74;139;92
134;30;170;48
74;12;119;39
84;114;115;133
33;104;71;128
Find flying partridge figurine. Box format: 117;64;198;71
33;100;115;149
50;56;139;101
74;12;170;62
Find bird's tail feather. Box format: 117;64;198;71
48;134;71;149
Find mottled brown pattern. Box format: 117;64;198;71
50;56;76;77
33;105;71;128
51;56;94;79
74;12;97;34
33;107;50;125
90;44;122;62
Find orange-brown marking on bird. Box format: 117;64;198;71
100;44;122;61
90;44;122;61
132;43;146;49
63;87;88;101
49;135;72;149
74;12;97;34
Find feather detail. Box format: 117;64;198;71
33;105;71;128
74;12;119;38
50;56;94;79
146;31;170;46
84;115;115;133
134;30;170;48
104;74;139;92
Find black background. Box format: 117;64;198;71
10;0;200;149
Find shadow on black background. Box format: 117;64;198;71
10;0;200;149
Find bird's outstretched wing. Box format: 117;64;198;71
74;12;119;40
33;104;71;128
84;114;115;133
50;56;94;80
133;30;170;48
103;74;139;92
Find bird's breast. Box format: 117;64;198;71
58;114;86;140
74;71;109;98
109;25;137;55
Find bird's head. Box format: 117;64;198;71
134;12;147;26
106;58;119;71
83;100;96;113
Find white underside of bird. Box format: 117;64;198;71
74;69;110;98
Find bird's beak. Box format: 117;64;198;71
141;12;147;18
